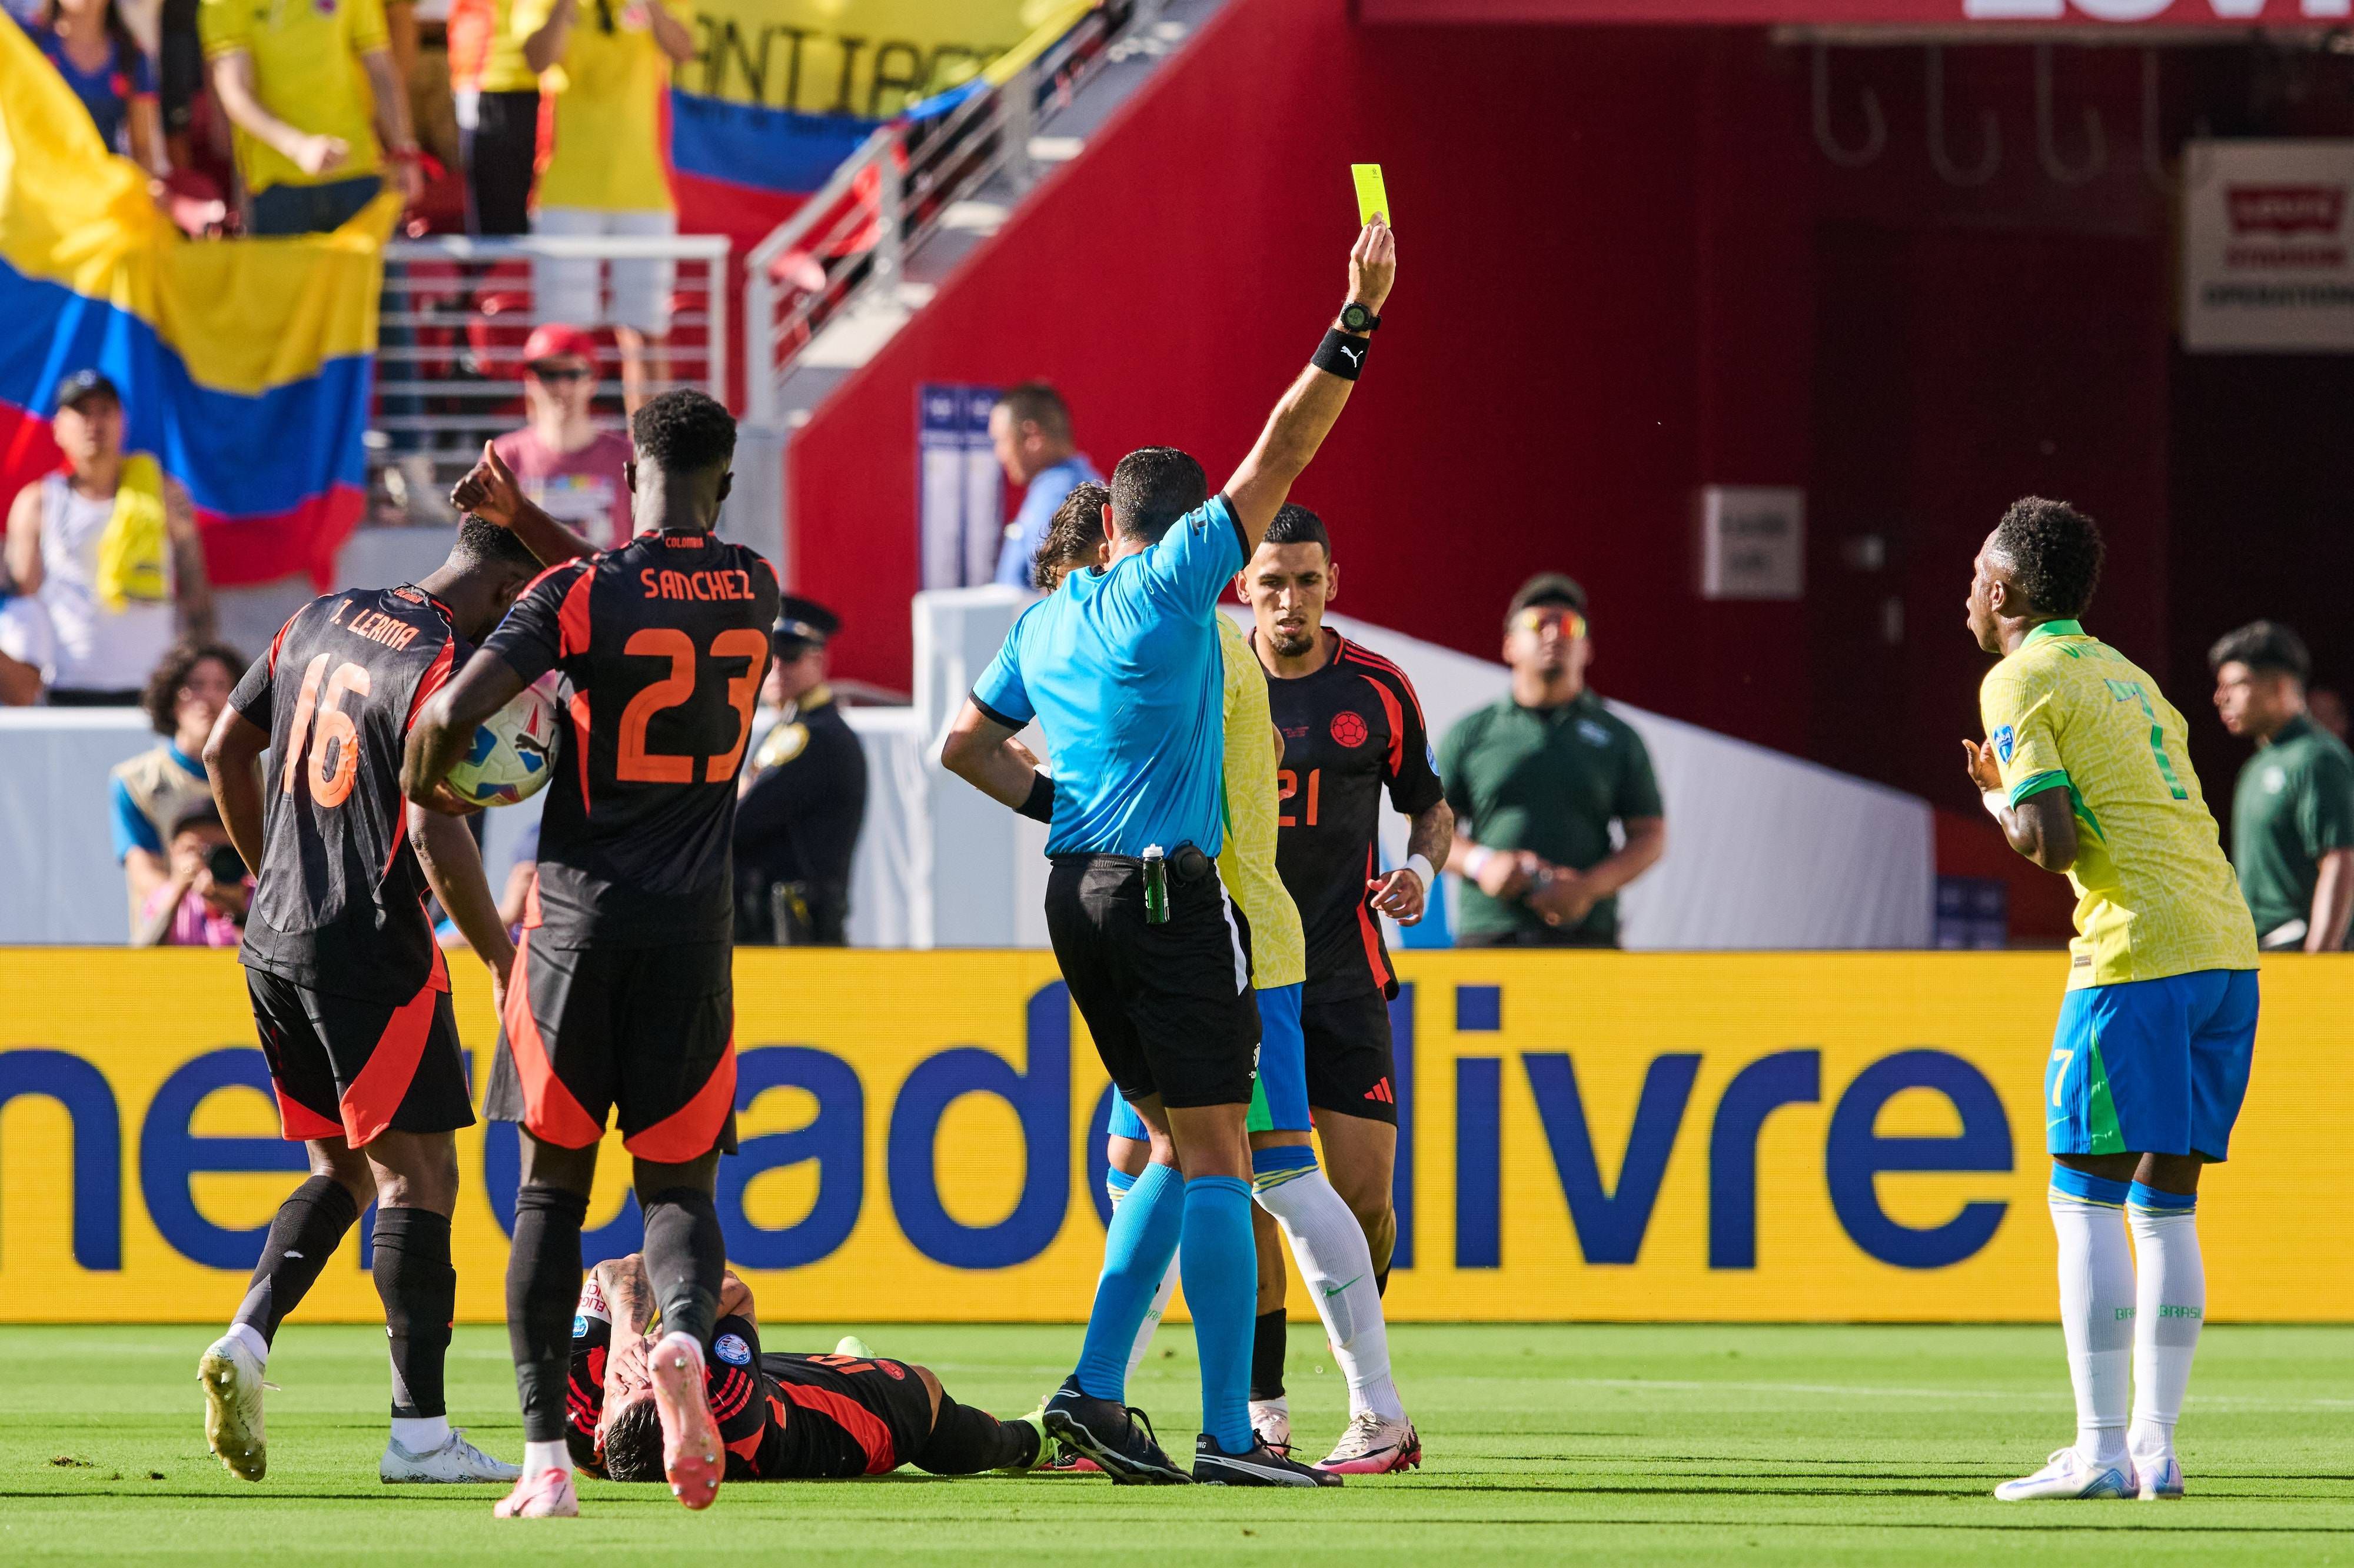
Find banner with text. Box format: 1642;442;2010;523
2182;140;2354;354
0;950;2343;1323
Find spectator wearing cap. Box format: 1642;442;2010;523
111;638;242;927
199;0;420;234
131;797;250;947
33;0;168;178
733;596;867;946
1438;574;1666;948
3;370;213;705
517;0;695;416
2211;620;2354;952
490;324;634;548
989;382;1103;588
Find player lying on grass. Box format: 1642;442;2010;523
1963;498;2259;1503
570;1254;1051;1483
197;515;544;1487
1025;488;1417;1477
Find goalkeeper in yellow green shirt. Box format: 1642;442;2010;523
1019;482;1408;1476
1962;498;2257;1506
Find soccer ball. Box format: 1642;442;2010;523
443;673;564;807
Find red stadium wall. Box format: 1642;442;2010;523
789;1;2336;825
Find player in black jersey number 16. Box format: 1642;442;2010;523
197;517;546;1487
404;389;780;1520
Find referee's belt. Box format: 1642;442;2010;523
1052;843;1213;881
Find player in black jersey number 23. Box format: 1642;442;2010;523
403;388;780;1521
197;517;546;1487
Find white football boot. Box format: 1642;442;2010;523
198;1335;270;1482
1315;1411;1422;1476
492;1466;579;1519
382;1427;524;1483
1994;1446;2135;1500
2136;1451;2185;1500
1248;1396;1292;1457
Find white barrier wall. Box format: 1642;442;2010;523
0;590;1930;948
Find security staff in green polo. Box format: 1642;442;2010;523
734;597;867;946
2210;620;2354;953
1438;574;1665;948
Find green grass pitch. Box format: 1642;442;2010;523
2;1323;2349;1564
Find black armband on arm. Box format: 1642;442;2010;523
1017;771;1055;824
1311;328;1367;381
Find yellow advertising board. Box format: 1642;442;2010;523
0;950;2344;1323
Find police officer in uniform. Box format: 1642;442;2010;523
734;597;867;945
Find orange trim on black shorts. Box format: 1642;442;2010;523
274;1082;343;1141
623;1034;738;1163
504;930;606;1147
778;1382;895;1474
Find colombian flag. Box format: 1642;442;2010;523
0;14;394;590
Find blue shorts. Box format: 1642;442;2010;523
2046;968;2257;1161
1106;980;1311;1141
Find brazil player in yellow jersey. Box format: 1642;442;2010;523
1962;498;2258;1503
1029;485;1408;1474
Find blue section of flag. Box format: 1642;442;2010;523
0;254;371;520
667;91;879;195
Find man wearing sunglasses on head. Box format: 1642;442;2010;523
1437;574;1666;949
491;324;635;549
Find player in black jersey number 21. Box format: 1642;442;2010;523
197;517;545;1487
1235;502;1452;1470
404;389;780;1520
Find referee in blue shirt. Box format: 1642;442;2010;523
943;218;1397;1487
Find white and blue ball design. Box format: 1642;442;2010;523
443;672;564;808
713;1332;752;1367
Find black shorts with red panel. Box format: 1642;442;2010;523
1303;986;1398;1127
247;946;476;1144
484;931;739;1160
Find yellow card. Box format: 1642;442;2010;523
1351;164;1390;226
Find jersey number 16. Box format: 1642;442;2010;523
282;653;371;809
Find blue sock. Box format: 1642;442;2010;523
1106;1165;1136;1207
1181;1173;1258;1453
1073;1161;1183;1401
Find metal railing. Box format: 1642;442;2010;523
742;4;1133;425
368;233;730;523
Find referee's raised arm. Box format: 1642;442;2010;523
1222;218;1397;552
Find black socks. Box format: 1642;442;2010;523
915;1397;1038;1474
1249;1308;1288;1403
371;1207;455;1420
642;1187;726;1350
234;1174;361;1345
508;1184;588;1443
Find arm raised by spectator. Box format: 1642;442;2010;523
520;0;578;76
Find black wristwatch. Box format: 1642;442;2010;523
1340;301;1381;334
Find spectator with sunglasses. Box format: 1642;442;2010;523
489;323;634;548
1438;574;1666;948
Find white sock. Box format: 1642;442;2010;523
2049;1184;2133;1468
1123;1255;1181;1384
523;1439;573;1479
390;1414;450;1453
225;1321;270;1368
1253;1167;1405;1424
2127;1189;2205;1468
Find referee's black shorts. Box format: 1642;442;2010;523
1045;854;1259;1110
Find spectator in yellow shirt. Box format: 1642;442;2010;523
517;0;693;413
199;0;422;234
447;0;538;235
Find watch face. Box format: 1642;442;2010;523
1342;304;1371;329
